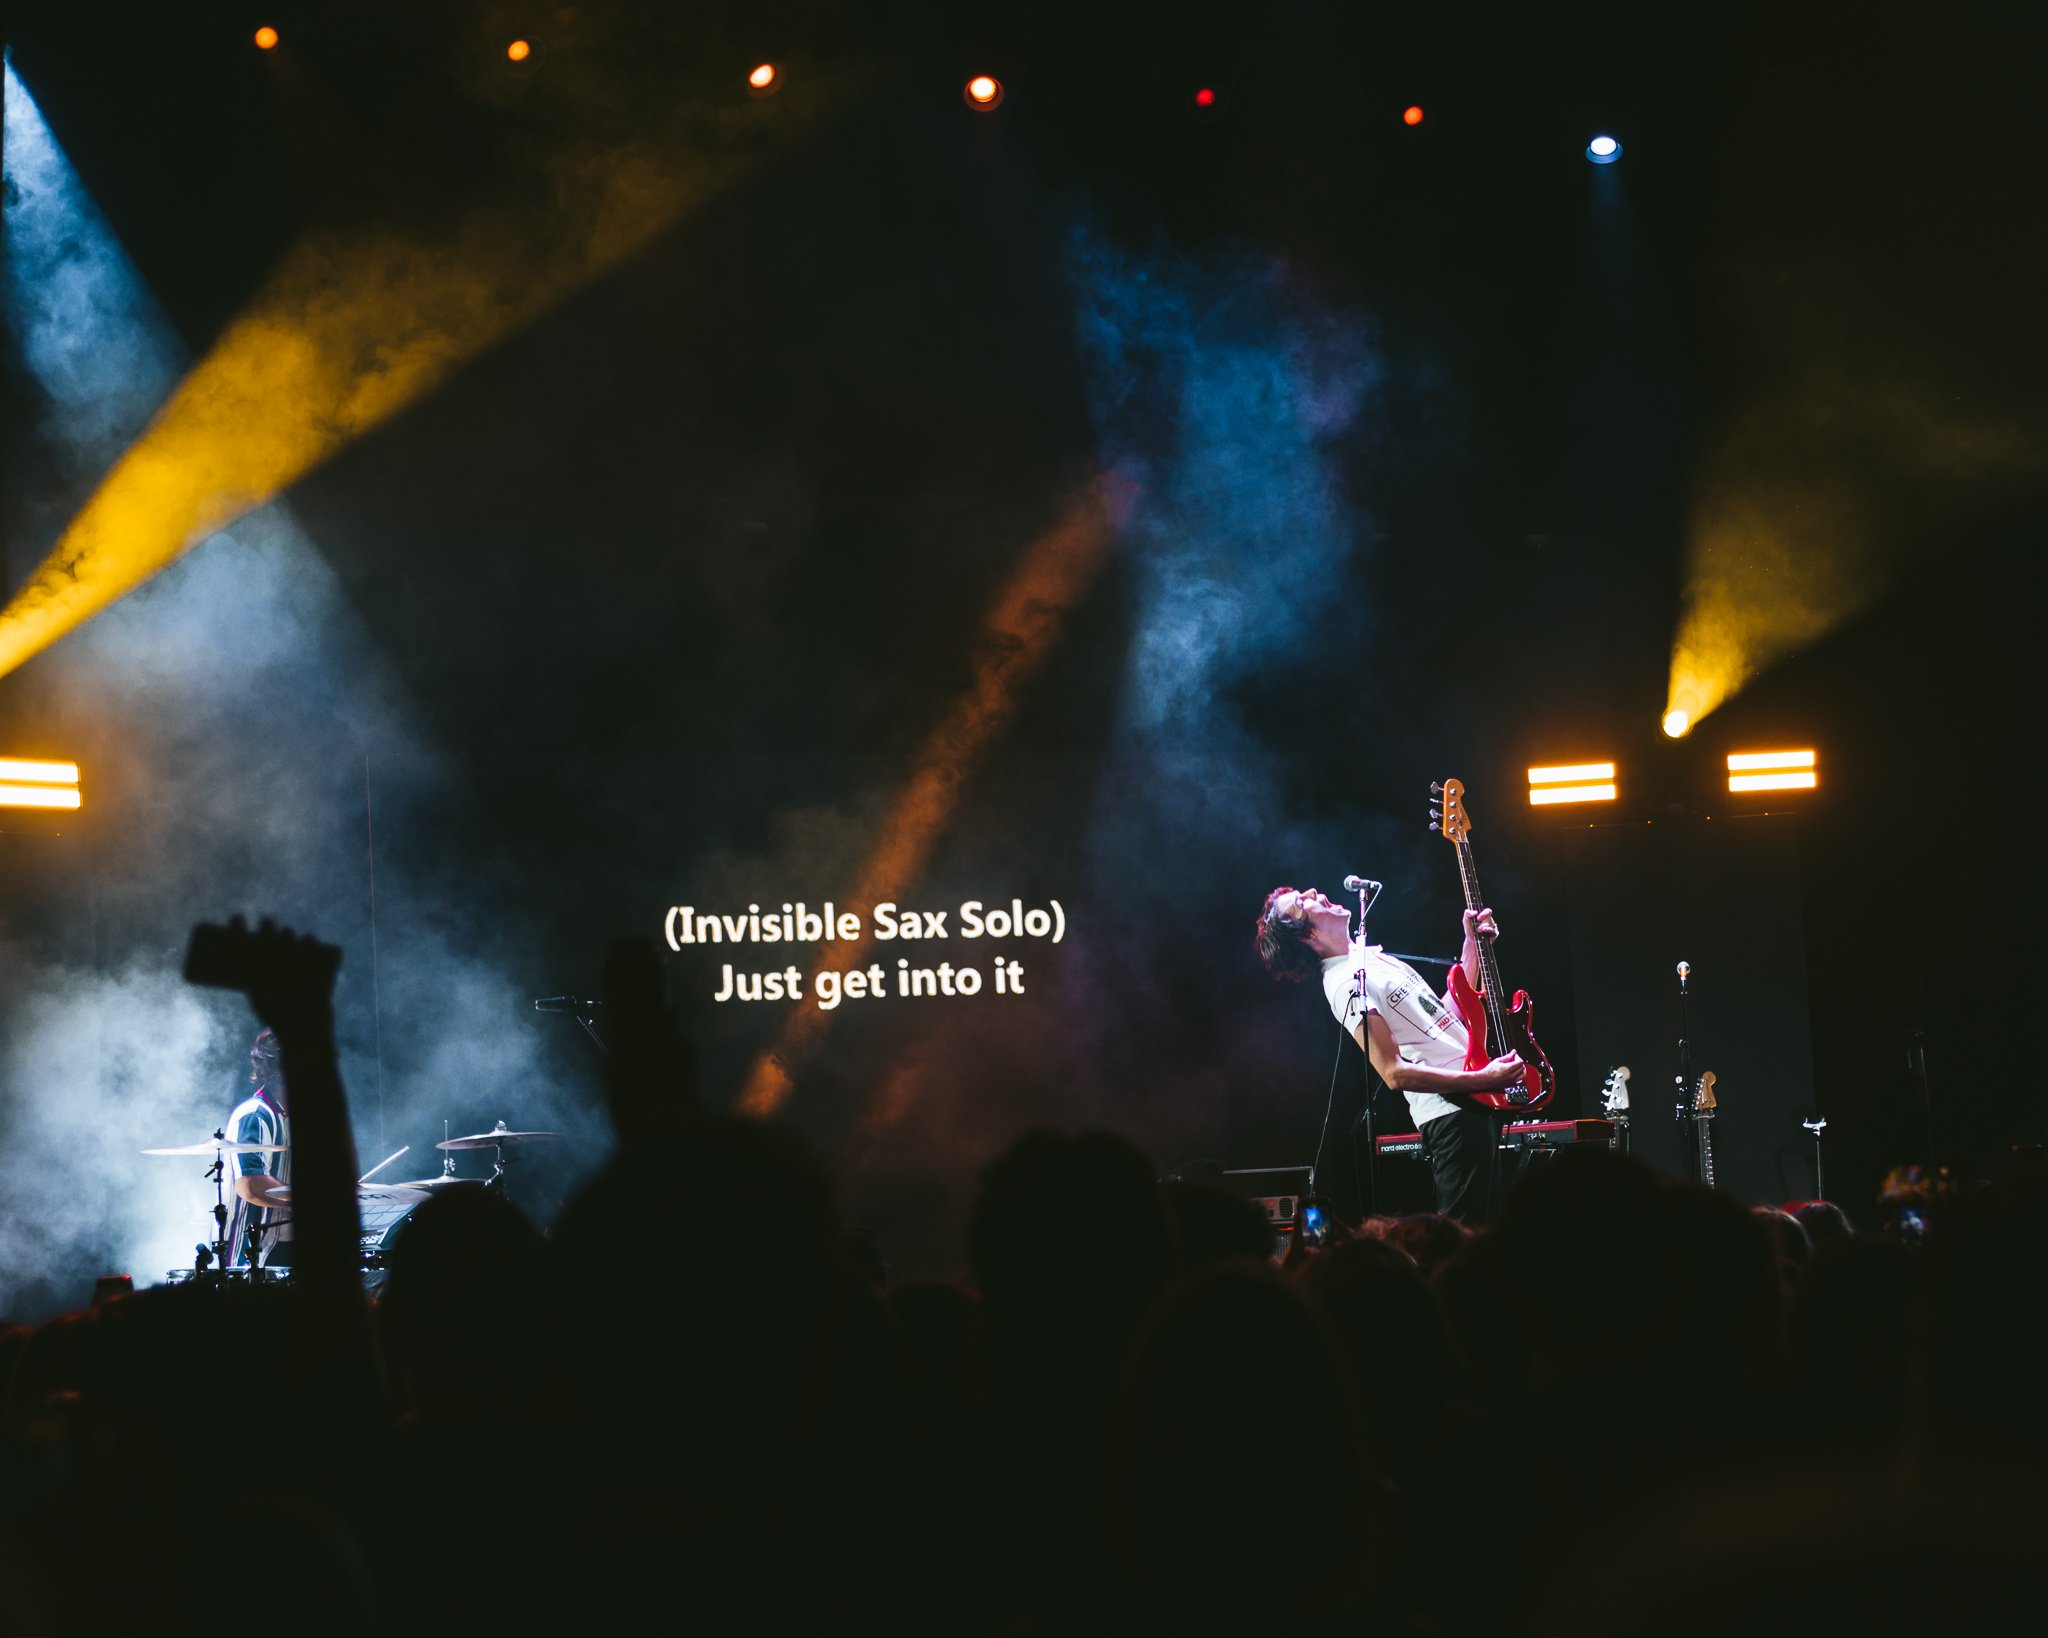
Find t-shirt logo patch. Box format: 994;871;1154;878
1386;986;1408;1008
1417;992;1440;1017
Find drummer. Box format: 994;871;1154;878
226;1029;292;1267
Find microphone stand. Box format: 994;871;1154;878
1353;881;1379;1219
1674;961;1696;1175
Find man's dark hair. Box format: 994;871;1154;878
249;1028;284;1085
1255;886;1322;983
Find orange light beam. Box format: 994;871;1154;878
737;478;1127;1117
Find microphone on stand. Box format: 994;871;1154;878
1342;875;1383;894
533;995;604;1014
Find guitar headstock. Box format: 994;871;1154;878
1691;1070;1718;1115
1600;1064;1631;1114
1429;778;1472;846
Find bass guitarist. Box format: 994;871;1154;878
1256;886;1523;1224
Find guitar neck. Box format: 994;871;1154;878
1453;838;1512;1036
1695;1116;1716;1186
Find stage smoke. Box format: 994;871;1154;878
0;62;607;1317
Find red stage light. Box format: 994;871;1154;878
1195;87;1216;108
1403;105;1425;126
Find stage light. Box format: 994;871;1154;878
0;758;82;810
1402;105;1424;126
1527;762;1618;806
1727;749;1818;793
507;40;532;63
1587;134;1621;164
253;26;279;51
748;62;780;93
1194;87;1217;109
965;75;1003;109
1663;708;1691;738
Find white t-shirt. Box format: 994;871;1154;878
1321;942;1469;1130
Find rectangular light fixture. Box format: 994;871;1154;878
0;757;83;810
1528;762;1617;806
1727;749;1817;793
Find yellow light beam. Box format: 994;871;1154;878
0;757;80;784
1528;762;1616;784
1666;350;2042;733
0;72;857;682
737;477;1128;1118
1726;749;1815;771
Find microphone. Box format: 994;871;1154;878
1675;961;1691;993
533;995;603;1014
1342;875;1382;894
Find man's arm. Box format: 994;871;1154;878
1359;1012;1521;1099
233;1172;291;1208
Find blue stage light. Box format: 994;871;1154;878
1586;134;1622;165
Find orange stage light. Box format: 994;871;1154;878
507;39;532;63
965;75;1003;109
0;757;82;811
749;62;779;91
254;27;279;51
1403;105;1424;125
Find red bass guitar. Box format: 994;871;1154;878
1429;777;1556;1113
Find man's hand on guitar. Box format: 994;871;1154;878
1462;907;1500;942
1482;1051;1525;1090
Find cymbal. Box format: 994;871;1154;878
436;1126;562;1151
143;1138;289;1156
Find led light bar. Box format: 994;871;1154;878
0;757;82;810
1528;762;1617;806
1727;749;1817;794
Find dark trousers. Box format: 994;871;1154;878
1419;1106;1501;1225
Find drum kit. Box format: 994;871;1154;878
143;1119;561;1286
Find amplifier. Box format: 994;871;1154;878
1219;1166;1311;1257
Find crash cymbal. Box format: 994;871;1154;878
436;1124;562;1151
358;1177;484;1195
143;1138;289;1156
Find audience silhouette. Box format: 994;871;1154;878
2;919;2042;1634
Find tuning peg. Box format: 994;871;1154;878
1429;781;1444;796
1429;821;1440;832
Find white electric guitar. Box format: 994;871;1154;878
1598;1065;1631;1152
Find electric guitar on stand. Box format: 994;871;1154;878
1690;1070;1719;1187
1599;1065;1632;1152
1429;777;1556;1113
